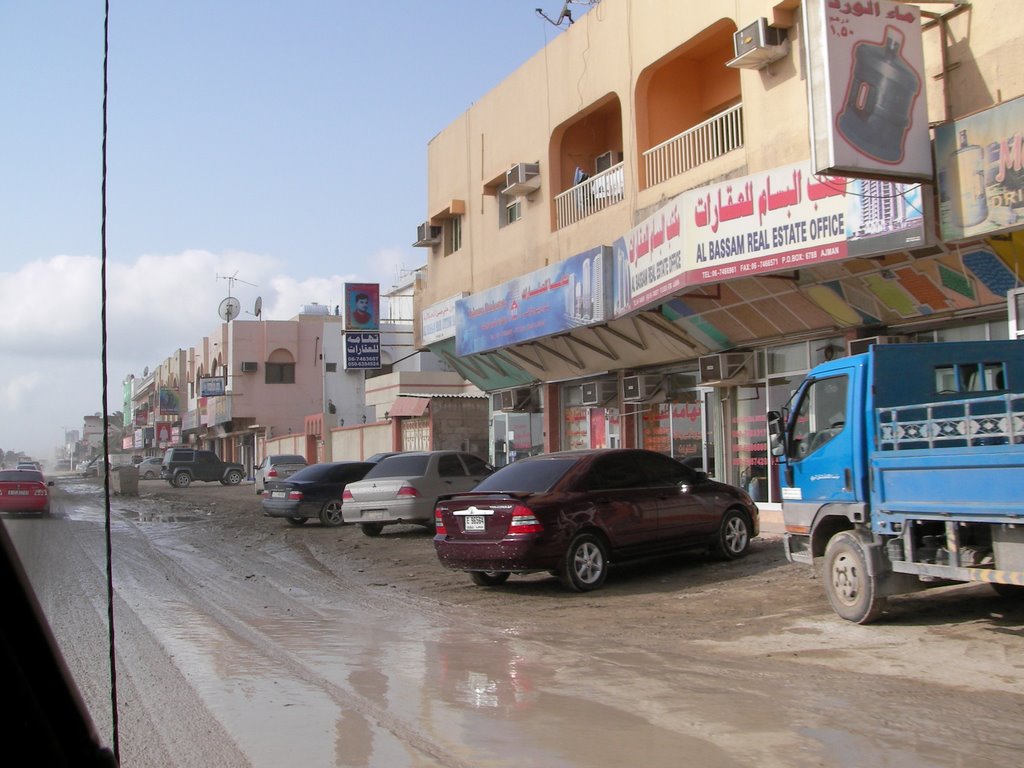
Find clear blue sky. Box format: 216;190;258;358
0;1;580;462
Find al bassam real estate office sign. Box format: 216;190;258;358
345;332;381;369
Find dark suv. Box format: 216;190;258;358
160;448;246;488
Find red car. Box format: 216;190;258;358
0;469;54;516
434;448;759;591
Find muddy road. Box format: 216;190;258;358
6;477;1024;767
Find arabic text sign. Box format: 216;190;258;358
456;246;610;356
345;332;381;370
421;293;465;345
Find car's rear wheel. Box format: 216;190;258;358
286;517;307;527
714;509;752;559
560;533;608;592
173;472;192;488
469;571;510;586
223;470;243;485
319;501;345;527
359;522;384;537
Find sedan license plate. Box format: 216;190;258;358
464;515;485;532
271;491;286;499
8;490;29;496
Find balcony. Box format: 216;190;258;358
643;104;744;189
554;163;625;230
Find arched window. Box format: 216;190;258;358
266;349;296;384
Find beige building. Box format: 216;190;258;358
414;0;1024;522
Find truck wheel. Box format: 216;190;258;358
223;470;243;485
560;533;608;592
990;582;1024;598
173;472;192;488
319;501;345;527
713;509;751;559
823;532;886;623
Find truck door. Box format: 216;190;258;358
785;372;856;503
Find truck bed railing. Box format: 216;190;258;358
878;393;1024;450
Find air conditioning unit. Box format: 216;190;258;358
413;221;442;247
580;380;617;406
240;361;258;373
493;388;534;412
847;335;910;356
726;18;789;70
1009;287;1024;340
504;162;541;196
622;374;662;403
698;353;749;385
595;151;623;174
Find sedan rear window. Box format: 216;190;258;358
0;470;44;482
363;455;430;478
471;457;576;493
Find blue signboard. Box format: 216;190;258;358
345;332;381;370
455;246;610;356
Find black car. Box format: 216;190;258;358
261;461;374;527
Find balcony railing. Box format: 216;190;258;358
643;104;744;189
554;164;625;229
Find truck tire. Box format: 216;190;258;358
173;472;192;488
222;470;243;486
990;582;1024;599
823;531;886;624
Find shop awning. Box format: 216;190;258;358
388;396;430;418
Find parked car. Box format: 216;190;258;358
342;450;494;536
0;468;54;516
253;454;308;495
79;457;101;477
136;457;164;480
160;448;246;487
262;461;375;527
433;448;759;592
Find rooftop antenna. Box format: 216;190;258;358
216;271;257;323
536;1;573;26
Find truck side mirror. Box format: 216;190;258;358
767;411;786;457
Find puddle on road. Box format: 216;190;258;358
149;602;751;768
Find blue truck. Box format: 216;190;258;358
768;340;1024;622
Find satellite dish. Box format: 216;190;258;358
254;296;263;318
218;296;241;322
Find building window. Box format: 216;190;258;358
499;190;521;228
265;362;295;384
445;216;463;255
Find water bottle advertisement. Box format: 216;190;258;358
455;246;610;356
933;95;1024;243
804;0;931;181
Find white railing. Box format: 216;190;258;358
643;104;744;189
554;164;625;229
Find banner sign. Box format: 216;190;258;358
456;246;610;356
421;292;465;345
159;387;180;415
803;0;930;181
198;376;225;397
934;95;1024;242
613;160;925;316
345;332;381;369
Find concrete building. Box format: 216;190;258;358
413;0;1024;526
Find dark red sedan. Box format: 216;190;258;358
433;448;759;591
0;469;54;516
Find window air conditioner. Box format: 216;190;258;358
494;388;534;412
726;18;789;70
413;221;442;247
240;361;258;373
846;335;910;356
1009;287;1024;340
504;163;541;196
580;381;617;406
697;353;749;385
595;151;623;174
622;374;661;403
